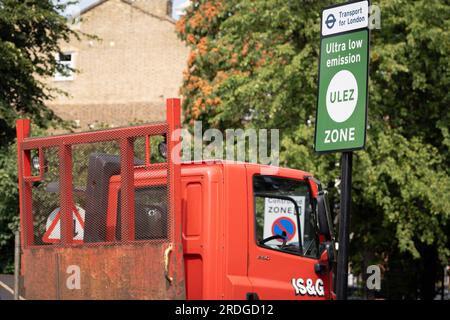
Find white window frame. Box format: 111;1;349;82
54;52;75;81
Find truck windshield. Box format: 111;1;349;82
253;175;319;259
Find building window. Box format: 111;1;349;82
54;52;75;81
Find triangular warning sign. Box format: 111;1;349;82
42;206;85;244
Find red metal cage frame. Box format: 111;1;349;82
16;98;182;248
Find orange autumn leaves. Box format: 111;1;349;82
176;0;223;40
176;1;225;122
176;0;272;123
184;74;221;120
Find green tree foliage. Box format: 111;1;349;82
0;142;19;273
177;0;450;298
0;0;80;144
0;0;80;272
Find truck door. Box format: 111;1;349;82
246;168;330;300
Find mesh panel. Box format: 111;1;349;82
31;147;60;245
72;141;120;244
134;136;147;163
149;135;166;164
25;123;173;247
131;135;171;243
117;186;168;241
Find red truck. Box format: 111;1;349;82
16;98;335;300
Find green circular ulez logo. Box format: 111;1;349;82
326;70;358;123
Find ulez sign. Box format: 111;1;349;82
315;0;369;153
314;0;371;300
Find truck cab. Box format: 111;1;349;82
16;99;334;300
100;161;333;299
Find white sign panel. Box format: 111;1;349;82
322;0;369;36
263;197;305;246
43;205;85;243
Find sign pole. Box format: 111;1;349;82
336;151;353;300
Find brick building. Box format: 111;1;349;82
47;0;188;128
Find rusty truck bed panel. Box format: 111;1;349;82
23;243;185;300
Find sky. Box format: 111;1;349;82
63;0;189;19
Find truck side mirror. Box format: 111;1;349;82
315;241;335;275
316;190;334;241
